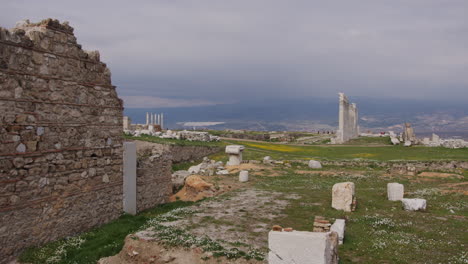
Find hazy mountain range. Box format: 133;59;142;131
124;97;468;139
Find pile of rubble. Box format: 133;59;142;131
422;133;468;149
125;129;220;142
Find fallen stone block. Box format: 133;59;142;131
391;137;400;145
216;169;229;175
332;182;355;212
330;219;345;245
188;164;202;174
308;160;322;169
387;182;404;201
402;198;426;211
268;230;338;264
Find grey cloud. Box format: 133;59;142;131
1;0;467;106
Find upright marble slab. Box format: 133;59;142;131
123;142;137;215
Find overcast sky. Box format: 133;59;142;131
2;0;467;107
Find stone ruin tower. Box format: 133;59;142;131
0;19;123;261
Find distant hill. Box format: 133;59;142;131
124;97;468;137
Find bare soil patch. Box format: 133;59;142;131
417;172;463;179
440;182;468;195
99;235;261;264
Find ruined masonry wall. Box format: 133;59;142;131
137;155;172;212
134;140;222;164
0;19;123;261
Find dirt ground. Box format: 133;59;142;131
99;235;263;264
101;188;297;264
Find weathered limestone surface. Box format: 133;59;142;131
387;183;404;201
332;93;359;144
268;230;339;264
332;182;355;212
402;198;426;211
0;19;123;262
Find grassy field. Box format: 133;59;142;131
19;201;195;264
225;140;468;161
254;166;467;263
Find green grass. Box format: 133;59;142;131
342;136;392;145
225;140;468;161
124;134;225;147
254;168;468;263
19;201;194;264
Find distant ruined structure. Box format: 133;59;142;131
332;93;359;144
402;122;417;143
0;19;125;262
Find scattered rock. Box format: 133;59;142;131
308;160;322;169
171;170;190;192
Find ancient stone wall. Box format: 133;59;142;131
0;19;123;261
134;140;222;163
136;154;172;212
332;93;359;144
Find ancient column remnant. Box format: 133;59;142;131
387;183;404;201
332;93;359;144
0;18;123;261
332;182;355;212
146;112;149;125
225;145;245;165
239;170;249;182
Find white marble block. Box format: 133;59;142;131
332;182;355;212
402;198;426;211
225;145;245;166
239;170;249;182
330;219;346;245
308;160;322;169
268;230;338;264
387;183;404;201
